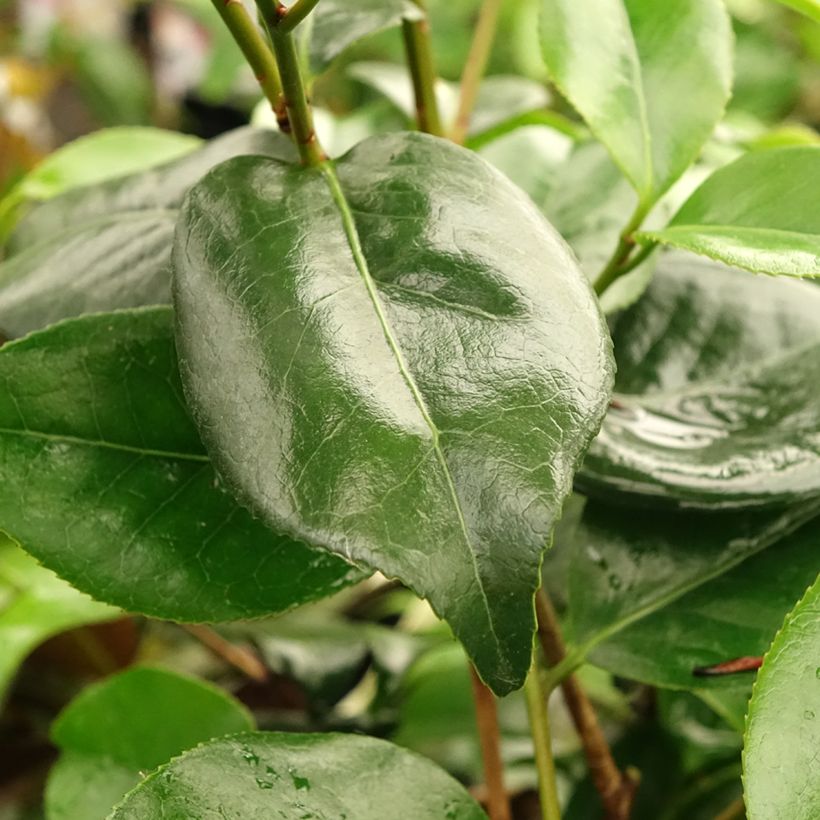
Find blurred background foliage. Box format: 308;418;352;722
0;1;817;818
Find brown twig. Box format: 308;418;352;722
536;590;639;820
469;665;512;820
181;624;269;683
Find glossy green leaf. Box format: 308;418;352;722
349;62;550;139
0;537;118;704
569;501;820;688
539;0;732;205
637;147;820;277
0;309;362;622
109;731;486;818
302;0;424;74
0;128;296;339
12;128;201;203
743;574;820;820
578;254;820;508
46;666;253;820
173;132;613;694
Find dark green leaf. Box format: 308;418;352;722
0;536;118;704
0;128;296;339
109;731;486;818
743;574;820;820
578;254;820;508
569;501;820;688
0;309;362;622
539;0;732;206
173;132;613;695
637;147;820;277
304;0;424;74
46;666;253;820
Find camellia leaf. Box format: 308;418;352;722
568;501;820;688
0;536;118;705
743;574;820;820
0;309;362;622
578;254;820;509
0;127;296;339
636;146;820;277
173;132;613;694
301;0;424;74
109;731;486;819
538;0;732;207
45;666;254;820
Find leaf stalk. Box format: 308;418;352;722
402;1;444;136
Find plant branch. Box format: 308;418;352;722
210;0;283;112
469;666;512;820
181;624;269;683
255;0;325;165
402;0;444;136
524;650;562;820
593;203;650;296
277;0;322;32
451;0;504;144
536;590;639;820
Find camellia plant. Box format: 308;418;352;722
1;0;819;818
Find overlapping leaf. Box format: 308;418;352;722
46;667;253;820
173;132;613;694
637;147;820;277
539;0;732;206
109;732;486;819
0;309;362;621
578;254;820;509
0;128;295;338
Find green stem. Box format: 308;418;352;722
402;1;444;136
277;0;322;32
524;651;562;820
593;203;650;296
451;0;504;144
210;0;283;111
255;0;325;166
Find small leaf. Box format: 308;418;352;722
12;127;200;203
0;309;362;622
303;0;424;74
46;666;253;820
578;254;820;509
109;731;486;819
743;574;820;820
0;537;118;704
636;146;820;277
539;0;732;205
173;132;613;694
0;127;296;339
568;501;820;688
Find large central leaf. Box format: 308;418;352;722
173;132;614;694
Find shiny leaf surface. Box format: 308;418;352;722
579;255;820;508
637;147;820;277
173;132;613;694
0;128;295;339
0;309;362;622
46;666;253;820
0;537;118;704
109;731;486;819
743;574;820;820
539;0;732;205
569;502;820;688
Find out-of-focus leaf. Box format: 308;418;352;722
0;537;118;704
45;666;253;820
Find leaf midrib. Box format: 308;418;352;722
0;427;209;463
318;162;504;657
